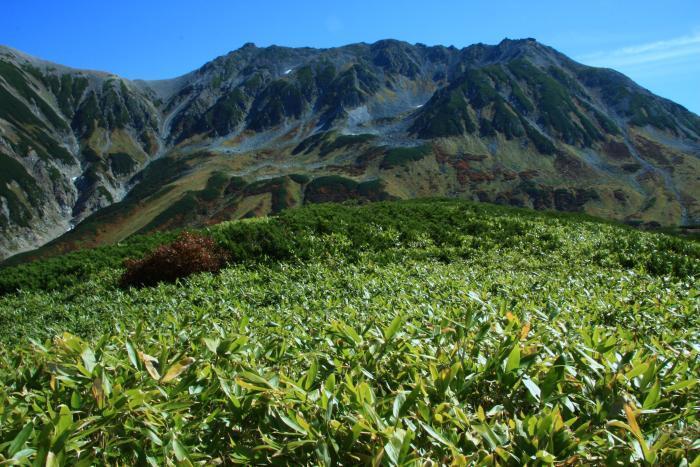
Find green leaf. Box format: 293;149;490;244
625;361;649;380
125;340;139;369
172;438;190;462
55;405;73;440
418;421;454;448
473;423;502;450
280;415;308;435
392;392;407;421
383;314;403;342
536;449;555;464
642;380;660;409
522;375;541;401
11;448;36;462
666;378;697;391
384;428;407;465
81;347;96;374
8;422;33;457
304;359;318;391
203;337;221;353
505;344;521;373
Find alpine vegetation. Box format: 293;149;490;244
0;200;698;465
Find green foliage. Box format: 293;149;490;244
248;80;307;131
43;72;89;117
411;67;531;140
293;131;377;157
0;61;68;131
96;186;114;203
521;119;557;155
244;176;293;213
510;82;535;113
508;59;602;146
629;93;677;131
321;133;376;156
0;86;45;128
206;88;247;136
0;200;698;464
319;63;381;110
225;175;249;194
0;152;44;227
292;131;331;155
138;172;232;233
491;99;524;139
0;230;178;294
411;84;476;138
199;172;229;202
108;152;136;177
33;128;74;164
287;173;310;185
303;176;391;203
71;91;101;136
380;145;432;169
123;156;191;204
461;68;499;109
138;193;200;234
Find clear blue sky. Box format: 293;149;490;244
2;0;699;113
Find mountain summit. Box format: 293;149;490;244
1;39;699;260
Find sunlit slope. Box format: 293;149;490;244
0;199;698;464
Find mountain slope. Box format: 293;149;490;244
2;38;700;260
0;45;162;258
0;200;698;464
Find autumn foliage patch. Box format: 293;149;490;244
119;232;228;288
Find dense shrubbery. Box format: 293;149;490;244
0;200;698;464
0;230;179;294
2;200;698;295
119;232;229;288
380;145;432;169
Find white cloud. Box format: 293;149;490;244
577;32;700;68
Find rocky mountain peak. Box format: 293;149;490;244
1;39;699;261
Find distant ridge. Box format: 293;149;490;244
1;38;699;260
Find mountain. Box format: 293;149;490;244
1;38;700;260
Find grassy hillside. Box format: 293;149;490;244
0;200;698;465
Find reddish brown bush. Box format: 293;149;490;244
119;232;229;288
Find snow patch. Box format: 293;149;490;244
284;69;293;75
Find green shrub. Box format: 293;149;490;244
108;152;136;176
380;145;432;169
0;200;698;464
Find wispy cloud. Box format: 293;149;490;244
577;32;700;68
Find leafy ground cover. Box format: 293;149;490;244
0;199;698;465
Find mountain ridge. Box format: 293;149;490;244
1;38;699;261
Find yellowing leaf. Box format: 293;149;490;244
624;404;642;439
138;351;160;380
92;377;104;408
520;322;531;340
161;357;196;383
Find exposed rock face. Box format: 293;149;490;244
0;45;162;258
1;38;699;260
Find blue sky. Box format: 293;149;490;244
2;0;699;113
